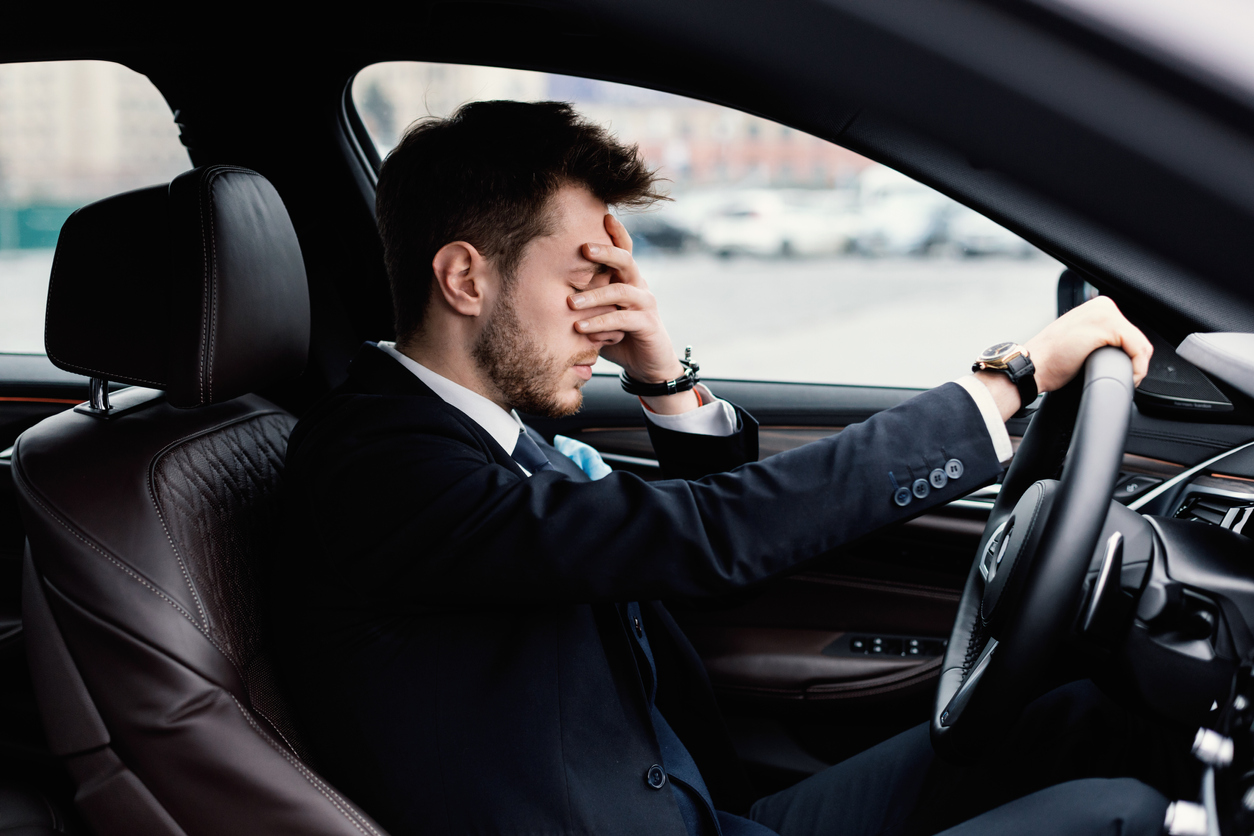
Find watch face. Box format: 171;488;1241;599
980;342;1020;363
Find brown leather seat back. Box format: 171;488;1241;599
148;409;313;762
14;167;387;836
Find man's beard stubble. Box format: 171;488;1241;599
472;290;594;419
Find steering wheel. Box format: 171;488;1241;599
930;346;1134;763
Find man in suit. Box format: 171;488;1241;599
272;100;1162;836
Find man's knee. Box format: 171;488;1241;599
1080;778;1170;834
952;777;1168;836
748;722;937;835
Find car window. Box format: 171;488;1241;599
0;61;189;354
352;63;1062;389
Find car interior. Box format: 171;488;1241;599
4;2;1254;834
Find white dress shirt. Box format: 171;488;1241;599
954;376;1015;463
375;341;1012;465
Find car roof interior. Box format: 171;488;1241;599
6;0;1254;417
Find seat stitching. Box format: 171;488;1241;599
197;170;212;404
18;481;209;638
226;693;381;836
144;410;292;676
195;166;258;403
147;451;210;632
197;165;260;405
157;447;248;647
149;427;281;641
205;171;222;405
249;701;305;762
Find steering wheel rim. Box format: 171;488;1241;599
930;346;1135;763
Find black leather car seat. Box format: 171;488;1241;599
12;167;387;836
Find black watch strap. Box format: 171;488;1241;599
973;346;1037;417
620;347;701;397
1002;354;1038;416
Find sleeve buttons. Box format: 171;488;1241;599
895;458;963;506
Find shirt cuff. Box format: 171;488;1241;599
641;384;740;437
953;375;1014;464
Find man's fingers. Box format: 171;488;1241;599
605;214;633;254
581;241;643;286
569;281;652;312
575;309;652;335
1028;296;1157;392
1093;297;1152;386
1118;324;1154;387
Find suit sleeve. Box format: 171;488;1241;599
646;403;759;480
289;382;1002;607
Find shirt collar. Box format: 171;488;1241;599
376;341;525;455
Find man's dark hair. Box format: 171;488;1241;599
376;100;667;343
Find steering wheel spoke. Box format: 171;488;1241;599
978;520;1011;584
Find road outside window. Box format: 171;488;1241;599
353;62;1062;389
0;61;189;354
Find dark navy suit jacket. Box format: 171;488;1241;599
270;343;1002;836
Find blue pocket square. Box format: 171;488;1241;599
553;435;613;480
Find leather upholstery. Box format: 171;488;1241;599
15;169;385;835
149;410;314;763
45;166;310;408
0;782;71;834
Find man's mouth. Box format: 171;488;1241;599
571;351;598;382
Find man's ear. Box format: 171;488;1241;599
432;241;491;317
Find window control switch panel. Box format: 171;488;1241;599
823;633;948;658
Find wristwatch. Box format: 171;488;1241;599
620;346;700;397
973;342;1037;415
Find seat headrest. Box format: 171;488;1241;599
45;166;310;408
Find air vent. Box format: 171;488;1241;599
1175;491;1254;534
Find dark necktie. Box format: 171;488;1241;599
512;429;556;474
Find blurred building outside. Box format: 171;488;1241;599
0;61;188;354
354;63;872;190
353;63;1046;263
0;61;187;250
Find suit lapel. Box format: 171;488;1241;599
346;343;585;482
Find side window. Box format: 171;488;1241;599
352;63;1061;389
0;61;189;354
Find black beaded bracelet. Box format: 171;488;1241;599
620;346;701;397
